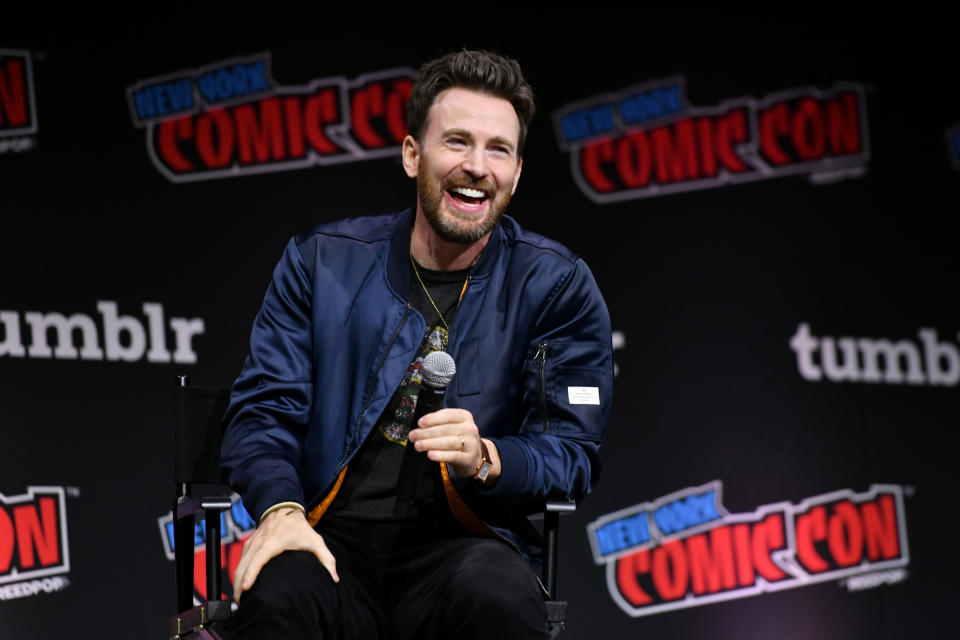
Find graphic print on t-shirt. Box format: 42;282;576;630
379;325;448;444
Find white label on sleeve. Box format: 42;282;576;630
568;386;600;405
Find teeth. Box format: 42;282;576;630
451;187;486;199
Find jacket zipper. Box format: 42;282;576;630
535;342;549;432
339;304;412;465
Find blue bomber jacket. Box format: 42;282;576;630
221;208;613;562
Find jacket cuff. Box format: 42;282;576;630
480;437;528;498
245;478;305;523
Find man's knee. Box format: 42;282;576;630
447;541;545;618
240;550;336;613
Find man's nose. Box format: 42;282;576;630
460;147;489;179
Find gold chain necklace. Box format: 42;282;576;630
409;252;471;331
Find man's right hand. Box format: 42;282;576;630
232;506;339;603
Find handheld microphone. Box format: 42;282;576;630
395;351;456;510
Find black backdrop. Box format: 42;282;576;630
2;27;958;639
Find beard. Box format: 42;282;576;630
417;169;511;244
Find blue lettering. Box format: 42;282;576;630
231;500;255;531
165;79;193;112
133;89;156;120
619;85;683;126
133;80;193;120
594;512;649;556
561;112;591;143
560;104;615;143
215;69;232;101
653;502;682;534
246;61;268;92
151;85;170;116
196;73;217;103
653;490;722;535
693;490;721;522
196;61;270;105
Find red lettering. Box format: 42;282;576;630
235;98;285;164
615;549;654;606
697;117;717;177
732;523;754;586
796;505;829;572
386;79;413;143
862;495;899;561
157;117;195;172
13;498;59;569
759;102;791;166
305;90;340;154
0;507;13;573
191;536;251;601
752;513;786;581
828;501;863;567
353;83;386;148
651;540;688;600
616;131;652;188
792;97;825;161
580;139;616;193
716;109;749;172
652;119;698;183
196;109;234;169
284;97;306;158
827;92;861;155
0;58;28;127
686;526;736;594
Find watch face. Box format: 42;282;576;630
476;462;491;482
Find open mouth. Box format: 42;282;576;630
446;186;489;210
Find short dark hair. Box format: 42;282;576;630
407;49;536;155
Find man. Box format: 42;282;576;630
221;50;613;639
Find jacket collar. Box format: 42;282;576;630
386;207;504;298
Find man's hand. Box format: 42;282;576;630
232;506;339;603
408;408;501;483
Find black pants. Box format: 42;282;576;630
228;521;549;639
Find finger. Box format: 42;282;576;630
233;543;256;602
426;449;469;463
312;539;339;583
417;408;469;428
238;544;274;595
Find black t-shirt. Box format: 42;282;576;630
322;258;471;534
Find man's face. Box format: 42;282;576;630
402;87;523;244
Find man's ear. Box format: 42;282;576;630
510;157;523;195
402;135;420;178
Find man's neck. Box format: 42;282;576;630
410;208;490;271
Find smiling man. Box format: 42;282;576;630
221;50;613;639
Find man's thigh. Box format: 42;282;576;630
229;539;383;639
386;537;549;640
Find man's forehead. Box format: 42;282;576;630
425;87;520;144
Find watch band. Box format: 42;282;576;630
473;439;493;482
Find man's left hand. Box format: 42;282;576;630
408;408;501;483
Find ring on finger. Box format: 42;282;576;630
458;434;465;451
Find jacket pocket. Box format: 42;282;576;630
526;339;611;442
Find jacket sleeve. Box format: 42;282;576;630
220;238;314;523
484;257;613;504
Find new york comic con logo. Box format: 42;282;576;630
157;496;255;602
588;481;908;617
0;487;71;601
553;76;870;202
126;52;415;183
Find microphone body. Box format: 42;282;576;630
396;351;456;509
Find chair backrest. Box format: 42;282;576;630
175;375;231;487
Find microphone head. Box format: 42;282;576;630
421;351;456;388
